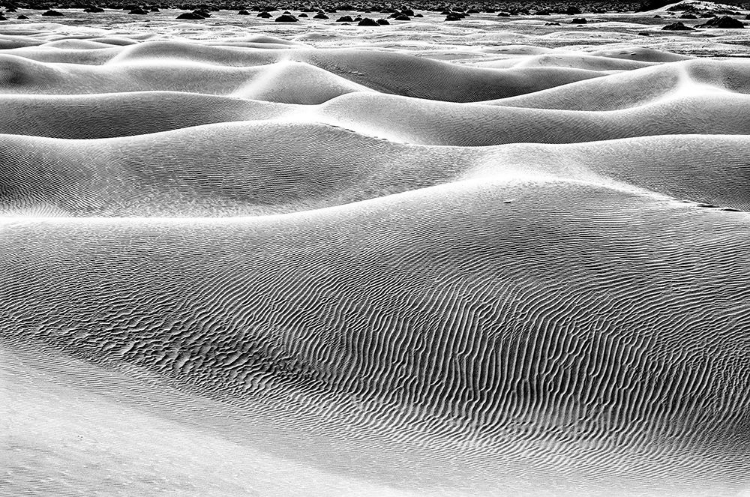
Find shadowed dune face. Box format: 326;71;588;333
1;13;750;497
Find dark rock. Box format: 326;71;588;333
565;5;580;15
238;9;249;13
571;17;586;23
275;13;297;21
376;18;388;24
17;14;27;18
84;5;105;12
313;12;328;18
257;10;271;17
357;16;378;25
298;12;307;16
445;12;463;20
394;13;409;20
176;11;203;18
497;11;510;16
401;8;414;15
42;9;64;16
662;21;692;30
414;12;422;17
129;7;148;13
336;15;353;21
679;13;696;19
697;16;744;28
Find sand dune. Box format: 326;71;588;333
315;91;750;145
2;89;749;144
494;53;658;71
487;59;750;110
2;22;749;497
0;91;297;138
0;42;605;101
0;54;373;100
588;46;694;63
2;178;749;495
1;122;748;217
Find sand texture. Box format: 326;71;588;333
1;4;749;496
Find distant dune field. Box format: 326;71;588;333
1;3;749;496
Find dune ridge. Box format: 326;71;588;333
1;27;749;497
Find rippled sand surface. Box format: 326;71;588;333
2;2;750;496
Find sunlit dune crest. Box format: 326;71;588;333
1;5;749;496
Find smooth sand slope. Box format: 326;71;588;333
1;24;749;497
3;90;750;144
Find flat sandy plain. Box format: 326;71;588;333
1;1;750;496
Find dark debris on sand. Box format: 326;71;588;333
662;20;693;29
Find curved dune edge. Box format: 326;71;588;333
1;124;749;217
485;59;750;110
2;90;750;145
2;179;749;495
0;46;605;102
1;343;416;497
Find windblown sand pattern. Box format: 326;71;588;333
1;5;750;496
